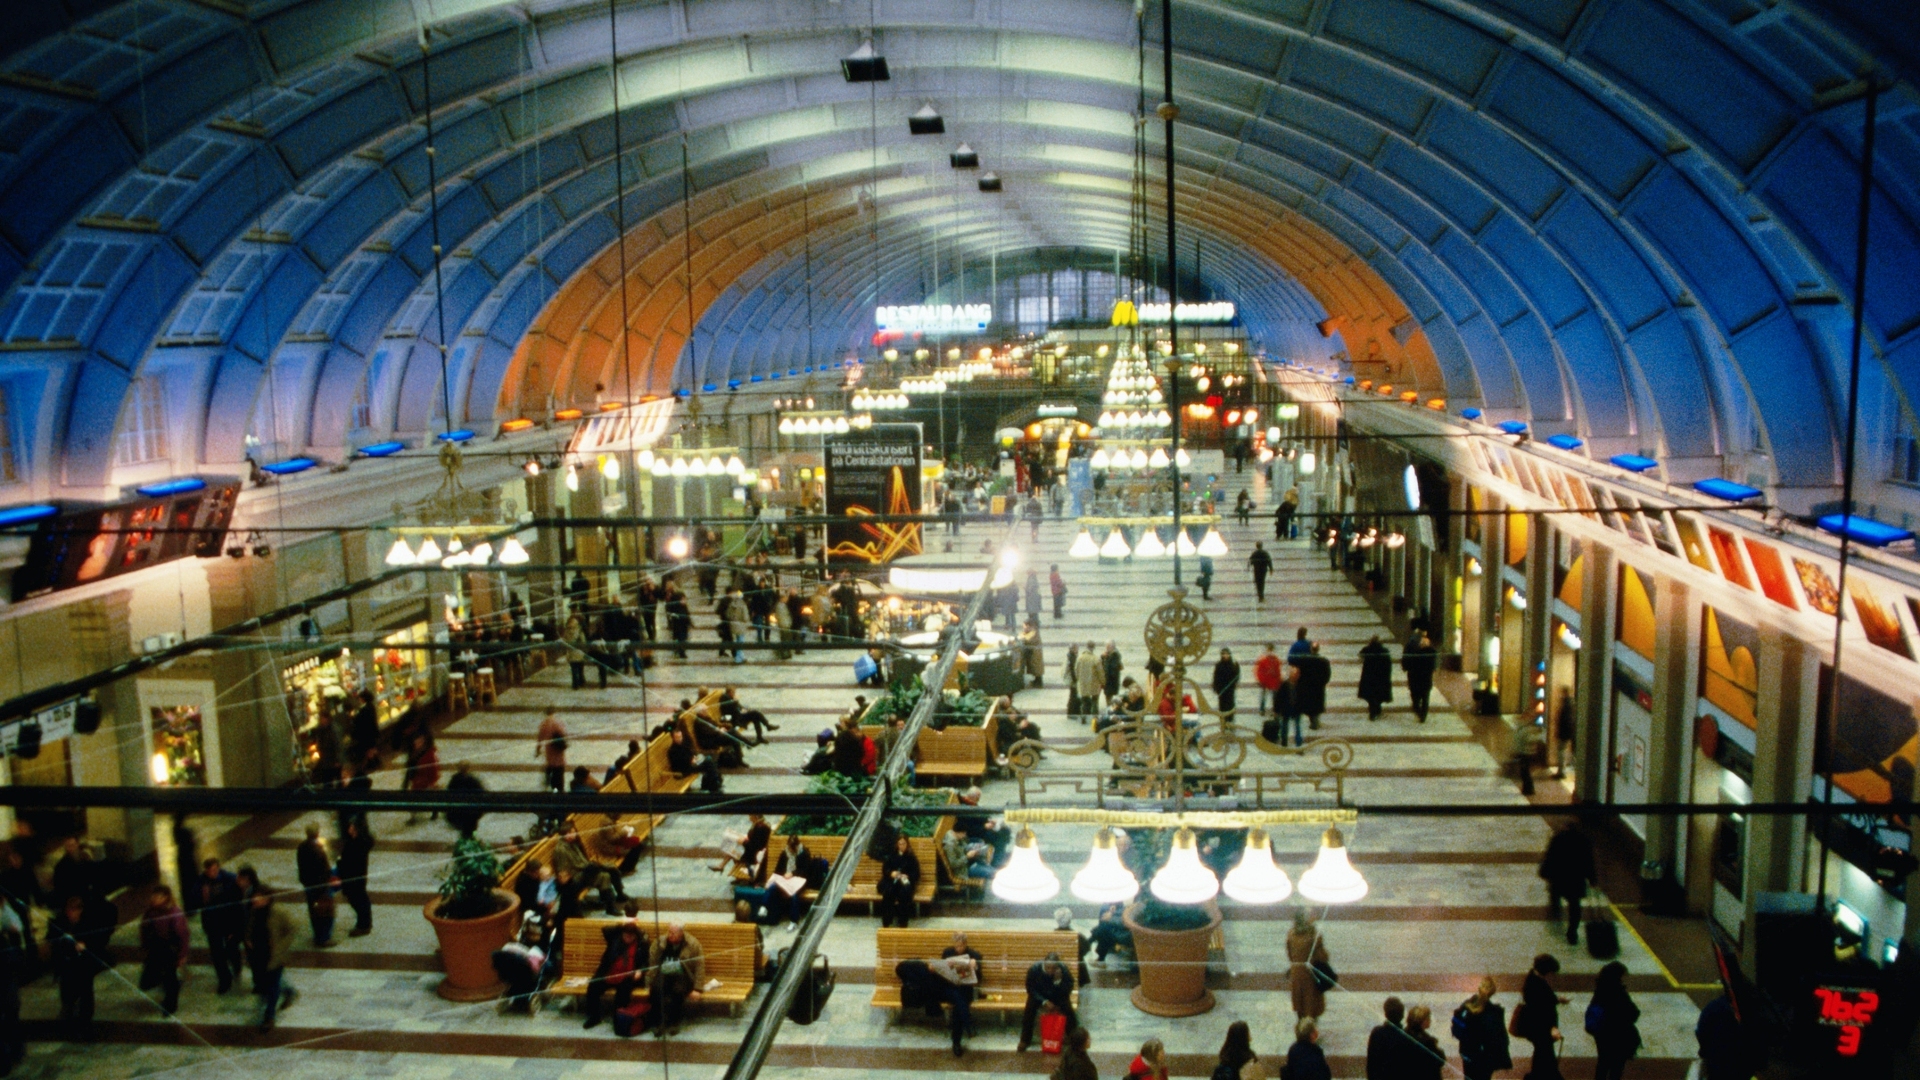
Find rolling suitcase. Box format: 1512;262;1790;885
1585;918;1620;959
786;953;835;1024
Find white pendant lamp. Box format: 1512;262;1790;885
1133;529;1167;558
991;827;1060;903
1221;828;1292;904
468;542;493;565
1266;426;1281;444
1174;447;1191;467
1099;528;1132;559
1299;451;1317;475
1148;827;1219;904
1090;448;1111;470
415;537;442;563
778;417;795;435
726;455;745;477
1148;446;1170;469
1297;826;1368;904
565;464;579;491
637;449;655;472
1099;411;1115;428
688;456;708;477
1197;528;1229;557
1129;448;1149;469
384;538;417;566
1175;530;1198;557
707;455;725;475
600;455;620;481
497;538;530;566
671;457;690;478
1069;529;1099;558
1070;828;1140;903
833;416;851;434
447;536;463;553
652;456;672;477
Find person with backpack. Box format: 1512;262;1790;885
1451;976;1512;1080
1284;1017;1332;1080
1585;961;1641;1080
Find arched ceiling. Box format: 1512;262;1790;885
0;0;1913;502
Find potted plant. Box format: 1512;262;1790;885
1121;827;1225;1017
423;834;520;1001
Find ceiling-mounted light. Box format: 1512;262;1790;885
600;455;620;481
950;143;979;168
1099;529;1132;559
497;538;530;566
384;538;417;566
1266;426;1281;444
652;456;672;477
1090;448;1111;470
842;38;889;82
908;102;944;135
1299;451;1317;475
670;457;690;478
1129;448;1149;470
1070;828;1140;903
991;827;1060;903
779;417;795;435
446;536;463;554
1068;529;1099;558
1221;828;1293;904
1133;529;1167;558
637;449;655;473
1148;447;1170;469
1297;826;1368;904
978;171;1003;193
706;455;725;476
468;542;493;565
1149;827;1220;904
1174;447;1190;468
666;534;691;559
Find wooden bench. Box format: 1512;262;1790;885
500;732;698;891
549;918;763;1017
795;835;940;914
915;726;988;782
871;928;1083;1014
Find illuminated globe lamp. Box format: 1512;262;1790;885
991;827;1060;903
1070;828;1140;903
1148;827;1220;904
1296;826;1369;904
1221;828;1292;904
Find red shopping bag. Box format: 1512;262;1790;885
1040;1009;1067;1054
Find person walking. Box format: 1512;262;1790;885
1292;645;1332;732
1052;1026;1097;1080
1694;994;1751;1080
337;816;374;937
50;894;113;1039
1401;632;1438;722
1074;645;1103;725
536;708;568;793
1289;626;1313;657
1235;490;1254;525
1212;649;1241;722
199;857;246;994
1285;1018;1332;1080
1272;665;1305;746
1247;542;1273;602
664;586;692;659
564;613;590;688
1275;487;1299;540
1452;976;1513;1080
1286;909;1331;1019
1195;554;1215;600
1021;617;1047;690
1538;826;1596;946
247;885;299;1031
138;884;189;1015
295;822;335;947
1025;570;1043;620
403;731;440;826
1405;1005;1445;1080
1551;687;1576;778
1254;644;1283;719
1586;961;1641;1080
1358;635;1394;720
1366;996;1409;1079
1015;952;1076;1051
1101;642;1123;709
1049;564;1067;621
1062;643;1083;723
1518;953;1568;1080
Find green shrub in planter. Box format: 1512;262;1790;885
437;835;508;920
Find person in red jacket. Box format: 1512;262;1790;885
1254;644;1283;720
860;728;879;775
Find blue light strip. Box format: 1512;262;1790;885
135;477;207;498
1817;513;1914;547
1692;478;1762;501
357;441;406;457
1546;434;1583;451
1610;454;1658;472
435;430;475;443
1461;408;1482;420
260;457;317;476
0;503;58;528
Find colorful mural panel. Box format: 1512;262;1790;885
1700;606;1759;728
1848;582;1912;659
1707;528;1751;590
1794;558;1840;616
1745;539;1798;610
1617;565;1656;661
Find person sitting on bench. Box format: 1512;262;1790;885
760;835;816;927
648;923;705;1037
667;728;724;794
1016;952;1077;1051
493;913;555;1014
581;921;647;1030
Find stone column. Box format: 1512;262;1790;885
1574;543;1616;799
1742;631;1816;967
1644;573;1699;904
1476;495;1505;690
1522;512;1554;721
526;468;560;621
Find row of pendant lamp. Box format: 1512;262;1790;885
1099;410;1172;429
1091;446;1189;470
992;826;1369;906
778;414;864;435
1069;526;1228;559
384;535;530;568
851;390;910;410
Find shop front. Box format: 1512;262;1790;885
136;676;222;789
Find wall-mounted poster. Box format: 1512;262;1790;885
1707;528;1752;590
1814;665;1915;893
1558;552;1584;611
1745;538;1798;610
824;423;924;564
1795;558;1841;616
1617;565;1657;661
1701;606;1759;729
1848;582;1912;659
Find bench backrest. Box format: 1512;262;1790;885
874;928;1082;993
916;726;987;767
560;918;762;985
797;834;940;897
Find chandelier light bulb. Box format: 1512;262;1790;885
1070;828;1141;903
565;464;579;491
1129;448;1149;470
1090;448;1111;470
1069;529;1099;558
652;457;672;477
446;536;464;554
1149;827;1220;905
1174;530;1198;558
706;455;725;475
666;535;691;559
468;542;493;564
384;538;417;566
834;416;851;434
779;417;795;435
726;455;745;477
1149;447;1170;469
688;456;708;477
1221;828;1293;904
600;455;620;481
1133;529;1167;558
1099;411;1115;428
497;538;530;566
1299;451;1317;475
415;537;442;563
1099;528;1132;559
991;828;1061;903
671;457;690;478
1198;528;1229;557
1175;448;1191;468
1297;826;1369;904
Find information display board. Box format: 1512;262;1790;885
824;424;923;564
10;479;240;600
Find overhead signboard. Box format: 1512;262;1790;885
824;423;925;564
1037;404;1080;417
0;698;78;753
10;479;241;601
875;304;992;334
1137;301;1236;324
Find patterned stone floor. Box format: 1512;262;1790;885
16;467;1710;1079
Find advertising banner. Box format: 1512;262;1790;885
825;423;923;564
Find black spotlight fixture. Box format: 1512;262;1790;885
950;143;978;168
908;103;944;135
12;722;40;760
977;171;1003;192
841;38;889;82
72;698;102;735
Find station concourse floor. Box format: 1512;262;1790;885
22;468;1714;1080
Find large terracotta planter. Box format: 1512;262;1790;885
424;889;520;1001
1124;901;1221;1017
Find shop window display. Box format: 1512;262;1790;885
149;705;207;786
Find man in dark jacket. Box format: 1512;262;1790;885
1290;645;1333;731
199;858;246;993
294;823;335;947
1539;827;1596;945
1366;996;1408;1079
1401;632;1438;722
50;893;115;1038
1015;952;1076;1052
336;817;375;937
1247;542;1273;602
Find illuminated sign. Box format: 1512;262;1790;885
875;304;992;333
1037;404;1079;417
1136;301;1236;324
1813;985;1878;1058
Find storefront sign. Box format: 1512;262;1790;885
10;479;241;601
1037;404;1079;417
0;698;77;753
824;423;924;563
1136;301;1236;324
875;304;992;333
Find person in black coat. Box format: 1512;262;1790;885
1400;632;1438;722
1357;636;1394;719
667;728;723;793
1015;953;1076;1051
1247;542;1273;602
336;817;375;937
50;893;115;1039
198;858;246;993
1519;953;1568;1080
1286;1017;1333;1080
445;763;486;836
1211;649;1241;722
876;835;920;928
1366;996;1408;1079
349;691;380;760
294;823;335;946
664;588;692;659
1452;976;1512;1080
831;723;867;777
1538;827;1596;945
581;922;648;1030
1587;961;1641;1080
1290;646;1332;731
